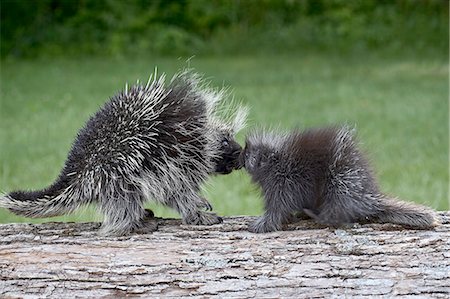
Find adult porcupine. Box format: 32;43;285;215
240;126;439;233
1;70;247;235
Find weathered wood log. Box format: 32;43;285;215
1;212;449;298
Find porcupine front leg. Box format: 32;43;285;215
189;185;213;211
249;192;293;233
249;211;283;233
195;196;213;211
167;190;222;225
249;207;295;233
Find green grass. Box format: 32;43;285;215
0;53;448;224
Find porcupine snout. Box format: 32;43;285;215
237;147;246;170
214;139;243;174
231;148;243;170
216;148;243;174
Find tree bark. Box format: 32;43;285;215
1;212;449;298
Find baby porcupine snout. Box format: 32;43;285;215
237;145;253;171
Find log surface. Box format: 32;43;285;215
1;212;449;298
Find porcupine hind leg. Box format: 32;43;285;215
278;211;311;226
98;183;158;236
303;194;358;228
304;189;377;228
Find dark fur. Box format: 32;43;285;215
241;126;439;233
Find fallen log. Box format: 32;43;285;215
1;212;449;298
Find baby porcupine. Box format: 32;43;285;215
241;126;439;233
1;70;247;236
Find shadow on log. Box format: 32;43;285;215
1;212;449;298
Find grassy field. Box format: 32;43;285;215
0;53;448;224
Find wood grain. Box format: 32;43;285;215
1;212;449;298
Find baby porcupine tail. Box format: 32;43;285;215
375;195;440;229
0;174;85;218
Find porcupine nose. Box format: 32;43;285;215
236;149;245;170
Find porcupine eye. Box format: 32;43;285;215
221;139;229;148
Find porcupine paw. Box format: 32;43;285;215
302;209;327;224
198;211;223;225
293;210;312;221
144;208;155;219
248;217;280;233
303;209;342;228
133;219;158;234
282;212;306;224
197;197;213;211
184;211;223;225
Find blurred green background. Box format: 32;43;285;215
1;0;448;224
